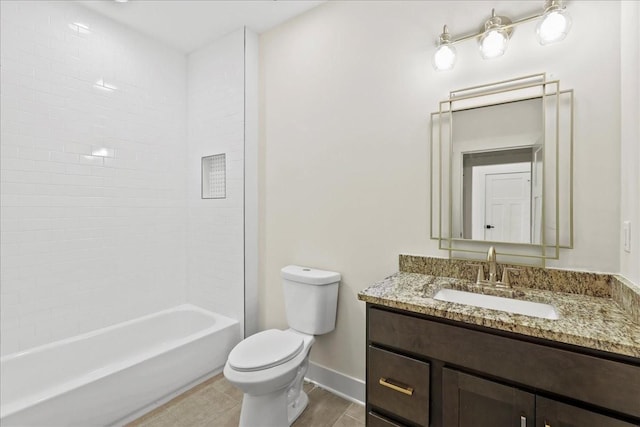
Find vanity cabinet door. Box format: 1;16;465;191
535;397;639;427
442;368;535;427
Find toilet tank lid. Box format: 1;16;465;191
281;265;341;285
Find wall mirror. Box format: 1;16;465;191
430;74;573;265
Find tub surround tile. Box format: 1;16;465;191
187;29;249;330
359;269;640;358
0;0;188;355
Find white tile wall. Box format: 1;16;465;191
243;29;259;337
0;1;188;355
187;29;246;332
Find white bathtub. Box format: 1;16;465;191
0;304;240;426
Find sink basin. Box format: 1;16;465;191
433;288;560;320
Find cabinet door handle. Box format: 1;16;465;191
520;415;526;427
378;377;414;396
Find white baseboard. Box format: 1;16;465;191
305;362;365;406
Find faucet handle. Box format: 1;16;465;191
465;263;485;284
501;267;521;287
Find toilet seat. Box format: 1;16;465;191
228;329;304;372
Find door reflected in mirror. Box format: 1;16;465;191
452;98;542;245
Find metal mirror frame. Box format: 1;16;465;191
430;73;573;266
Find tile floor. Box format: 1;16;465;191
127;373;365;427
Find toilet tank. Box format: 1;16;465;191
281;265;341;335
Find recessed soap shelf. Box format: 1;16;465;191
202;153;226;199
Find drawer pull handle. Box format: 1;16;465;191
378;378;414;396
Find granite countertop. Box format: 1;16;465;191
358;272;640;359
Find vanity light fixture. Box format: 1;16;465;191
537;0;572;45
478;10;513;59
433;0;571;71
433;26;457;71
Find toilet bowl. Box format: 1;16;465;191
224;265;340;427
223;329;314;426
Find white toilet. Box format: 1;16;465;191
223;265;340;427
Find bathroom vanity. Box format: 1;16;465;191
359;258;640;427
364;73;640;426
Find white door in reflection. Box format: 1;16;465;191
472;162;531;243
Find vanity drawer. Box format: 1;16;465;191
368;306;640;419
367;346;430;426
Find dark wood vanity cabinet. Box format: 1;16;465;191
441;369;636;427
442;368;535;427
535;397;638;427
365;304;640;427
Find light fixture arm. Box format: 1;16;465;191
444;11;543;46
543;0;564;13
439;25;452;44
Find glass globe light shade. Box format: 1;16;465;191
479;29;508;59
537;8;572;45
433;43;457;71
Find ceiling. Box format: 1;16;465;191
79;0;325;53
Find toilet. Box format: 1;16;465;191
223;265;340;427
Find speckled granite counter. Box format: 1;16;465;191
358;272;640;359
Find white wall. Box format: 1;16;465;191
1;1;187;355
620;1;640;285
260;1;624;381
186;28;247;332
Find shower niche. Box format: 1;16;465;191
202;153;227;199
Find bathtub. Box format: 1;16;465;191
0;304;240;426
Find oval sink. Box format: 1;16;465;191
433;288;560;320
